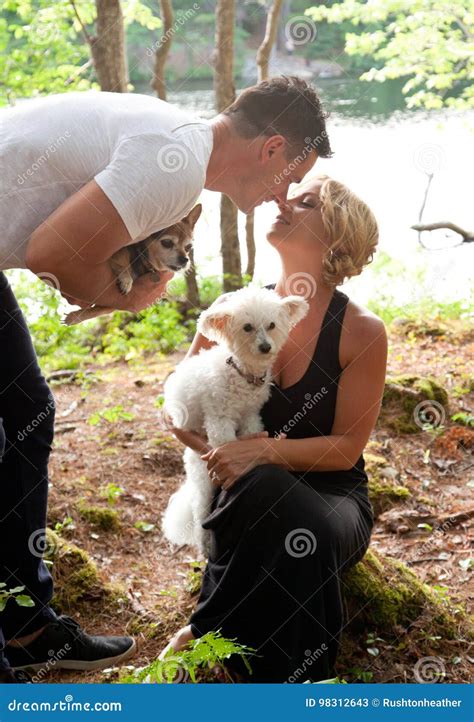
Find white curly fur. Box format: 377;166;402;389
162;286;309;556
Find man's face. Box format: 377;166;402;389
232;138;318;214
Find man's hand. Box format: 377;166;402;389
25;179;172;310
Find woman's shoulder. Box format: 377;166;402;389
340;296;387;366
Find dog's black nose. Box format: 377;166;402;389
178;255;188;266
259;342;271;354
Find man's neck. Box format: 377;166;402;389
204;115;243;194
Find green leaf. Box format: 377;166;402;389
15;594;35;608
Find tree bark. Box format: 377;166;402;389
151;0;174;100
184;248;201;311
214;0;241;291
244;0;284;280
90;0;128;92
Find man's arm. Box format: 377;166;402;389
25;180;172;311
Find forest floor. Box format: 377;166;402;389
40;320;473;684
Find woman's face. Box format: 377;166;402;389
266;177;329;255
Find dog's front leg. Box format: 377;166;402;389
204;417;239;448
238;412;264;437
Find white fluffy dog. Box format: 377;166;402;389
162;286;309;556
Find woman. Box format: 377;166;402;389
162;175;387;683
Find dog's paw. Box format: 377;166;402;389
116;274;133;296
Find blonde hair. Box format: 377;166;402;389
317;175;378;287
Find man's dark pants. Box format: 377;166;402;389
0;272;57;669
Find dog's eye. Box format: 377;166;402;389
268;322;275;330
243;323;253;332
160;238;174;249
185;244;192;252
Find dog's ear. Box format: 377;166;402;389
184;203;202;230
281;295;309;327
197;303;233;343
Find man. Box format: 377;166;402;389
0;75;332;681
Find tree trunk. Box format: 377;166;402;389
184;248;201;311
214;0;241;292
151;0;174;100
91;0;128;92
244;0;284;280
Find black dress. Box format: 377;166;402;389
189;288;374;682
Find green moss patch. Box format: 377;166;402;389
343;549;471;639
379;375;449;434
45;530;125;614
76;502;121;531
365;453;411;517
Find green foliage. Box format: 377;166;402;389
307;0;474;109
451;412;474;428
100;483;125;505
88;405;134;425
121;630;254;684
0;0;162;104
0;583;34;612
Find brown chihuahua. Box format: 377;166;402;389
65;204;202;325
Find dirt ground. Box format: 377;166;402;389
42;322;473;684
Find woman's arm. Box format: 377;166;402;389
203;311;387;487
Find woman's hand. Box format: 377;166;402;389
201;432;275;490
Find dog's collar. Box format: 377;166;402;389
226;356;268;387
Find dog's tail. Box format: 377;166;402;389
162;484;195;547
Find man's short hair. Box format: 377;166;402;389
223;75;333;159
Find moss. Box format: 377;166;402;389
45;530;125;613
77;502;121;531
379;375;449;434
364;453;411;517
343;549;472;640
392;318;449;338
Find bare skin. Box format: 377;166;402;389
25;114;316;310
161;176;388;657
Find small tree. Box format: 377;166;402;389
214;0;242;292
307;0;474;110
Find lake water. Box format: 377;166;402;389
155;78;474;308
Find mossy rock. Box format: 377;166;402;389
365;453;411;517
391;318;449;338
343;549;472;639
379;375;449;434
77;502;121;531
45;530;125;614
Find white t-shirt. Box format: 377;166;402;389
0;91;213;270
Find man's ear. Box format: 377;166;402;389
197;304;232;343
281;295;309;327
184;203;202;229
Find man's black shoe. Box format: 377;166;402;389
6;616;136;672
